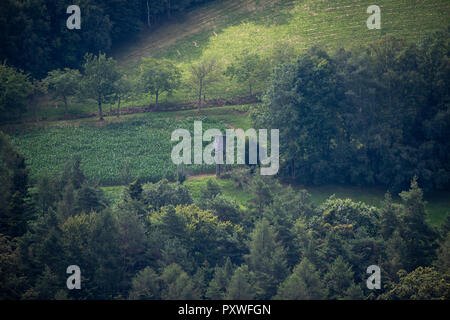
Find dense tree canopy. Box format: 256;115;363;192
0;139;447;300
0;0;219;78
253;31;450;192
0;62;32;122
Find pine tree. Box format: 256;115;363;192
249;177;273;218
128;267;160;300
76;183;107;214
116;206;148;295
19;209;66;299
225;265;255;300
33;175;58;216
399;177;438;271
0;234;25;299
324;256;357;299
128;180;143;200
435;234;450;274
57;183;76;220
206;258;234;300
380;192;399;239
0;132;31;238
160;263;200;300
246;219;288;299
275;258;326;300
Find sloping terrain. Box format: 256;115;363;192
114;0;450;67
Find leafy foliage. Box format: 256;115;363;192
254;31;450;192
139;58;181;105
0;62;32;122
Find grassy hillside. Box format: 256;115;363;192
115;0;450;66
113;0;450;110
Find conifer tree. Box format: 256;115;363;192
324;256;357;299
246;219;288;299
399;177;438;271
275;258;326;300
225;265;255;300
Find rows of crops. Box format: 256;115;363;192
10;115;227;185
199;0;450;64
122;0;450;68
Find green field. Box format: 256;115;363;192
116;0;450;65
9;109;248;185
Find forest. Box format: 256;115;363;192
1;132;449;299
0;0;216;77
0;0;449;300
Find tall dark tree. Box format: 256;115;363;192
0;132;31;238
246;219;288;299
398;177;439;271
0;62;32;122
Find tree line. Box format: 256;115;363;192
0;134;449;299
0;49;268;122
253;29;450;193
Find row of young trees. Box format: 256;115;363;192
0;49;269;122
0;133;449;300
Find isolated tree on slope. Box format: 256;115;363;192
113;74;133;117
225;50;269;96
139;57;181;106
81;53;120;120
189;58;220;112
45;68;81;118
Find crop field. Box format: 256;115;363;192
9;112;236;185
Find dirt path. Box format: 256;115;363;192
2;95;259;129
